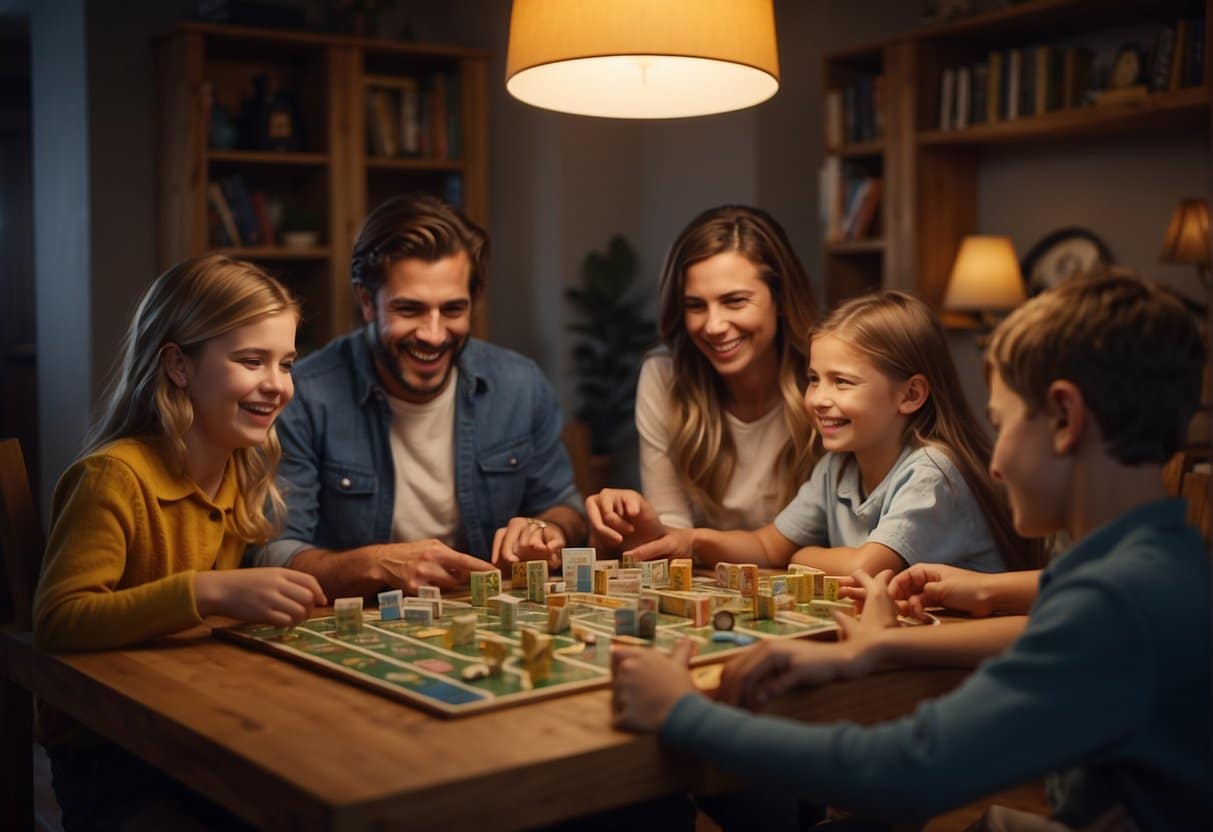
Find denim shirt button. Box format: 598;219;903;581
509;457;518;467
340;476;352;489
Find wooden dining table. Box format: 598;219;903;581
3;620;969;831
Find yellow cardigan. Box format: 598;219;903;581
34;437;244;652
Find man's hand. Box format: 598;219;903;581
610;638;698;732
717;638;855;710
585;488;667;549
622;527;695;563
375;540;495;594
886;562;994;619
194;567;327;627
492;516;566;569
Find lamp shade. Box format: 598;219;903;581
505;0;780;119
943;236;1026;311
1160;198;1211;266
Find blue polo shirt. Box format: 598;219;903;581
663;499;1211;827
259;329;582;564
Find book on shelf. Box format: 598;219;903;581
954;66;971;130
825;89;844;148
219;175;260;246
1019;46;1035;119
1006;49;1021;120
987;51;1003;123
250;191;275;247
431;73;448;160
1062;47;1093;108
971;62;988;125
1170;20;1188;92
208;182;240;247
939;68;955;131
829;73;884;146
821;158;881;242
400;78;421;156
847;178;882;240
1183;19;1205;87
367;89;400;157
1149;25;1177;92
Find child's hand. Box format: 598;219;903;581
610;638;697;732
585;489;667;548
888;563;992;618
717;638;858;710
622;527;694;563
194;567;327;627
839;569;899;630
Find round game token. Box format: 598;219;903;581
461;663;491;681
710;631;736;643
713;610;735;631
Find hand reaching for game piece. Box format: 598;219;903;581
621;527;695;563
376;540;495;594
585;488;668;549
491;515;566;569
194;567;327;627
610;638;698;732
886;562;996;619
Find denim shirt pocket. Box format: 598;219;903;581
477;434;531;521
320;460;379;549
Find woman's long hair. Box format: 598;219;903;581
656;205;819;519
813;291;1044;570
85;254;299;544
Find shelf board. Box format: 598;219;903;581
826;239;885;254
209;150;330;166
918;86;1211;146
916;0;1200;45
826;140;886;158
365;157;465;172
214;246;332;260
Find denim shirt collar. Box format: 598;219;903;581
351;326;490;407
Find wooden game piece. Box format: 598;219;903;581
823;575;845;602
543;579;566;596
378;589;405;622
769;575;788;596
561;547;596;592
402;604;434;625
444;613;477;648
738;564;758;599
637;597;657;639
715;562;729;587
808;598;857;618
491;593;521;632
479;639;509;674
405;596;440;619
713;610;735;631
527;560;549;602
470;569;502;606
621;552;637;569
334;597;363;636
461;663;490;681
595;558;619;573
546;593;568;608
639;558;668;587
689;594;712;627
614;606;639;636
754;591;777;620
548;604;570;634
520;627;553;682
593;567;610;595
511;561;529;590
412;626;447;639
608;575;641;595
668;558;693;591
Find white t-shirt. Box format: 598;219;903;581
635;354;790;530
774;445;1007;573
387;369;464;549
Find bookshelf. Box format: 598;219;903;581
821;0;1210;312
154;23;489;349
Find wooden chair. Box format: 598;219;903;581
1181;470;1211;543
0;438;44;832
1162;450;1194;498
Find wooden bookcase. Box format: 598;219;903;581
821;0;1211;314
154;23;489;349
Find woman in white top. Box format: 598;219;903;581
587;205;819;549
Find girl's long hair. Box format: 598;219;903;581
814;291;1044;570
656;205;819;520
85;254;299;544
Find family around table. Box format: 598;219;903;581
31;193;1210;830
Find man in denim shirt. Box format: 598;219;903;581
258;194;587;597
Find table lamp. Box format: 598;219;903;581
943;235;1026;331
1160;198;1210;287
505;0;780;119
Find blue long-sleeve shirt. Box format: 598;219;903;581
662;499;1211;827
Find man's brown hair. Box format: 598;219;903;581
986;269;1206;465
350;193;488;297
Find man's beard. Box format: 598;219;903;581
367;321;467;401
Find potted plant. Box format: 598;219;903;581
564;235;656;495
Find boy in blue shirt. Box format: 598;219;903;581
611;272;1211;828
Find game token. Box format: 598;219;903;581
461;663;491;681
713;610;735;631
710;631;736;643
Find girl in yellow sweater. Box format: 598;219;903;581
34;253;326;830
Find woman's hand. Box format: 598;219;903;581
622;527;695;563
585;488;667;549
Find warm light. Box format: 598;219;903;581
505;0;780;119
1160;198;1211;267
944;236;1026;311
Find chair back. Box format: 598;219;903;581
0;439;44;631
1181;470;1212;544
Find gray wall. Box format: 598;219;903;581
15;0;1210;505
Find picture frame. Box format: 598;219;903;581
1020;228;1114;296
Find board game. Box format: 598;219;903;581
217;562;846;718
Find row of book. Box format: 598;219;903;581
820;158;882;242
208;175;275;248
825;74;885;148
366;71;461;160
938;19;1206;131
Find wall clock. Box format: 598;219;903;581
1020;228;1114;296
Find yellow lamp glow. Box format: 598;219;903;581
505;0;780;119
1160;198;1211;286
944;235;1026;313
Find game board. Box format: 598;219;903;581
216;576;840;717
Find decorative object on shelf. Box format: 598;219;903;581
1160;198;1211;287
208;104;238;150
564;235;655;457
1111;44;1145;88
281;205;322;248
943;235;1026;330
505;0;779;119
1020;228;1113;296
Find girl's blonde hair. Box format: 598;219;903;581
814;291;1043;570
85;254;299;544
657;205;819;519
